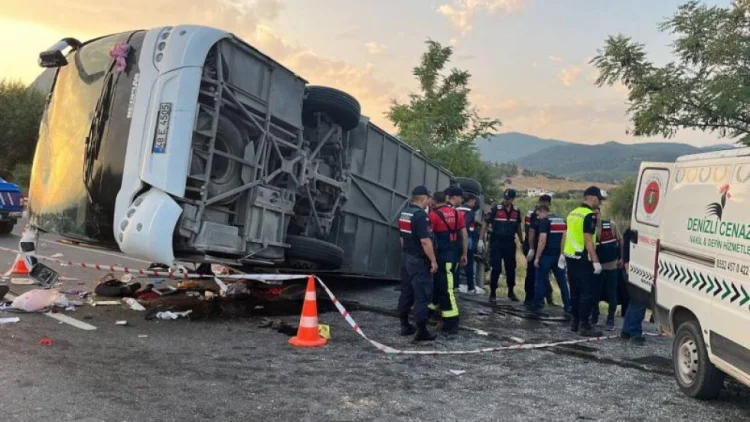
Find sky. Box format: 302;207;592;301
0;0;734;147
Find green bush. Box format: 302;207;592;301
603;179;635;230
9;164;32;193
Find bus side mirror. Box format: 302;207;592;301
39;37;82;68
631;230;638;244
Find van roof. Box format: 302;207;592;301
676;146;749;163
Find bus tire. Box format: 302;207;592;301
197;114;245;204
303;86;361;131
285;235;344;270
455;177;482;195
673;319;725;399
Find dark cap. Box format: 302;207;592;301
584;186;605;200
539;194;552;203
411;185;431;196
444;186;464;198
503;189;517;200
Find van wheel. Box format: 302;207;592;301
285;235;344;270
673;320;725;399
303;86;361;131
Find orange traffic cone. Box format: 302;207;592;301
4;254;31;277
289;276;327;347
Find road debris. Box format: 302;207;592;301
89;300;120;307
155;310;192;320
12;289;59;312
124;298;146;311
38;338;53;346
258;317;297;336
449;370;467;376
318;324;331;340
10;278;33;285
0;317;20;324
138;334;148;338
94;274;141;298
115;320;128;326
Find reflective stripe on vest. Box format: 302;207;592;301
597;222;617;244
398;212;413;234
596;220;619;263
564;206;595;258
457;206;474;232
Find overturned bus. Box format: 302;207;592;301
30;25;472;280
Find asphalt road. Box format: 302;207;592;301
1;222;749;421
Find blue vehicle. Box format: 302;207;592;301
0;177;23;235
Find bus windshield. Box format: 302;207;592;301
30;31;143;243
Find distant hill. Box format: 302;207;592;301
476;132;569;163
515;141;734;183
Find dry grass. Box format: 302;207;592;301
505;175;618;193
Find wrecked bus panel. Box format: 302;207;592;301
330;119;452;279
29;25;461;281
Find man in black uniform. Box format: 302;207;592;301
397;185;438;341
523;194;554;306
479;189;523;302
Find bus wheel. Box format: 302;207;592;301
303;86;361;131
673;319;725;399
192;114;245;204
285;235;344;270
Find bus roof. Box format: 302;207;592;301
676;146;749;163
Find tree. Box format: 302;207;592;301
604;179;636;231
592;1;750;144
0;79;46;186
387;40;502;200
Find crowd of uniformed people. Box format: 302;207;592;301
398;183;635;342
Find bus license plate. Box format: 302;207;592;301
152;102;172;153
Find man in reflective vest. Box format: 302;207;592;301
562;186;605;337
428;190;467;336
397;185;438;341
589;207;622;331
455;193;485;295
479;188;523;302
531;204;571;313
523;194;554;306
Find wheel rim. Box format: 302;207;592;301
677;337;700;386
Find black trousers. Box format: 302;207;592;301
432;258;459;320
397;254;434;324
490;240;516;297
566;257;596;329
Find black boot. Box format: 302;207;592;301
570;320;579;333
441;317;460;337
508;290;520;302
414;322;437;342
579;325;603;338
400;314;416;336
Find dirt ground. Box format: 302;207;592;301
1;227;750;421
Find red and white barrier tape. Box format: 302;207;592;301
314;276;629;355
0;243;642;355
0;245;305;282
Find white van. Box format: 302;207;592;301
629;150;750;399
